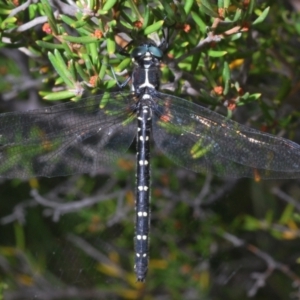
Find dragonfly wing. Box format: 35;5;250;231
0;92;137;178
152;92;300;179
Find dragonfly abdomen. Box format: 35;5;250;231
134;100;152;282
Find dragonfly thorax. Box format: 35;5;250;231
131;43;163;94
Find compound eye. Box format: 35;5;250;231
131;46;148;59
148;46;163;58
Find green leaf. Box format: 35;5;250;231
279;204;295;225
61;35;101;44
106;30;116;55
265;210;274;225
14;222;25;250
87;0;97;11
123;0;141;21
228;32;242;41
60;14;87;28
208;50;227;57
184;0;194;14
43;90;79;100
81;53;94;73
247;0;256;14
61;42;76;59
99;57;108;81
120;19;134;30
104;79;117;89
48;50;75;87
199;0;219;18
174;4;188;22
160;2;175;21
0;17;17;30
223;0;230;9
230;8;242;22
75;62;90;83
191;53;201;73
253;7;270;25
222;61;230;95
115;57;131;73
226;108;233;119
142;4;150;28
191;11;207;34
143;20;164;36
238;93;261;105
87;42;99;65
102;0;117;12
40;0;58;35
243;216;261;231
201;67;217;88
68;59;76;79
36;40;65;50
0;5;12;14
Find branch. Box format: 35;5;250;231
220;231;300;297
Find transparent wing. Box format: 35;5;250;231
0;92;137;178
152;92;300;179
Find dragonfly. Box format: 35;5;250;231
1;39;300;282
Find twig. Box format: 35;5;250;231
271;187;300;211
220;231;300;297
30;189;121;222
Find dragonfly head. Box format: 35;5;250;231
131;41;163;68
